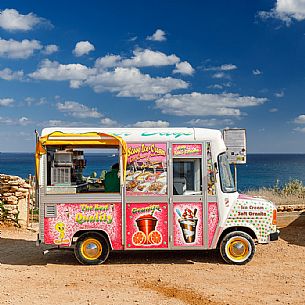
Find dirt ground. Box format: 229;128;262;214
0;216;304;305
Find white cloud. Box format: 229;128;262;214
259;0;305;25
42;44;59;55
294;127;305;133
73;41;95;57
146;29;166;41
43;120;94;127
155;92;267;116
29;59;92;86
18;117;30;125
0;68;24;80
30;49;189;100
121;49;179;67
133;120;170;128
56;101;103;118
294;114;305;124
25;97;47;106
173;61;195;75
252;69;262;75
100;117;119;127
0;8;49;31
208;82;232;89
0;98;14;106
129;36;137;42
275;90;284;97
85;67;188;100
219;64;237;71
0;117;13;124
212;72;227;79
0;38;42;59
95;55;122;69
187;118;234;127
208;84;223;89
41;117;119;128
0;116;31;125
204;64;237;71
269;108;279;113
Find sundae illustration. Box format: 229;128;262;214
176;208;198;243
132;213;162;246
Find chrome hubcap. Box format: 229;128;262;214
85;243;99;257
231;242;245;256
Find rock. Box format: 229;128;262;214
2;193;14;197
8;181;20;186
22;183;31;189
15;192;26;198
6;195;18;202
2;204;17;210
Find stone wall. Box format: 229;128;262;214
0;174;33;226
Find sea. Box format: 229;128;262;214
1;153;305;192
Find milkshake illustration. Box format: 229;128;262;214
176;208;198;243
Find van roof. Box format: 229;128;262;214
41;127;223;142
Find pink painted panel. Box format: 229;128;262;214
44;203;123;250
208;202;219;247
126;203;168;249
173;202;203;247
172;144;202;157
126;143;167;196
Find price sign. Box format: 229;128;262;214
223;128;246;164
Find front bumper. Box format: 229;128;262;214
269;229;280;241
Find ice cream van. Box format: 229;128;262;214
35;127;279;265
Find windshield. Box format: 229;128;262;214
218;153;235;193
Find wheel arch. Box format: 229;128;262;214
72;229;113;250
217;226;257;248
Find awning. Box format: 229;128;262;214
35;131;127;181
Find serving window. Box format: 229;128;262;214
173;158;202;195
45;146;120;194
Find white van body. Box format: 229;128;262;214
36;127;279;265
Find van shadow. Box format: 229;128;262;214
279;211;305;247
0;237;223;266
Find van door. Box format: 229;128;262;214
170;143;205;248
124;142;169;249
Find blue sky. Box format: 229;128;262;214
1;0;305;152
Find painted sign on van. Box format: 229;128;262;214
126;143;167;196
44;203;123;250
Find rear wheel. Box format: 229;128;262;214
220;231;255;265
74;232;110;265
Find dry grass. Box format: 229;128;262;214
245;179;305;207
246;189;305;206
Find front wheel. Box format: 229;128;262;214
74;232;110;265
220;231;255;265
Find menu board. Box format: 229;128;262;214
223;129;247;164
126;143;167;196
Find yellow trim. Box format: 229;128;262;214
80;238;102;260
35;131;127;182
